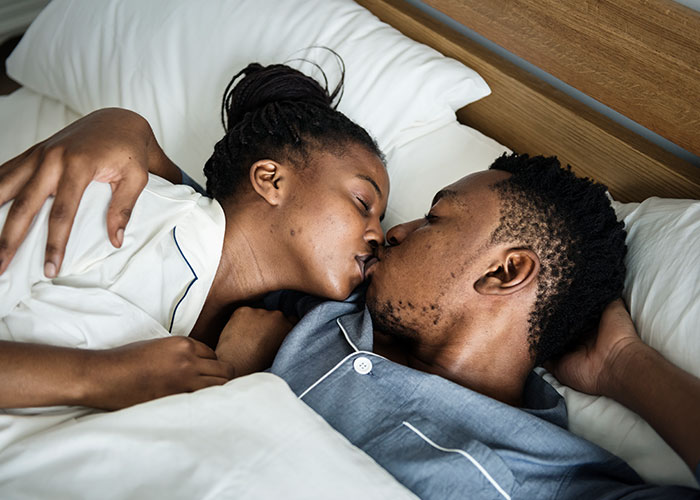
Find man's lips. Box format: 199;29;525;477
356;254;379;280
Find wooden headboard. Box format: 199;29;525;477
357;0;700;202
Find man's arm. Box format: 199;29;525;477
549;299;700;474
0;338;235;410
0;107;183;276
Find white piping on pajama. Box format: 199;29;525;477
298;320;388;399
401;421;511;500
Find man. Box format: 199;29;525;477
241;155;698;498
1;111;699;498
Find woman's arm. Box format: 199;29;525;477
549;299;700;473
0;337;235;410
215;307;296;378
0;107;182;277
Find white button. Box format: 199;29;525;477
353;356;373;375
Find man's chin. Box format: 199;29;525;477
365;294;421;344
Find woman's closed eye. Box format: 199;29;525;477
356;196;370;214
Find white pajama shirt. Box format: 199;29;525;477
0;175;225;447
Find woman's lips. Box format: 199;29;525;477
356;254;379;280
363;256;378;278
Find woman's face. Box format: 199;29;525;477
283;143;389;300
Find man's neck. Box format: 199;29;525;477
373;329;532;407
408;354;527;406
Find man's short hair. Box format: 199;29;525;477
489;153;627;365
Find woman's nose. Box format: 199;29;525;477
386;219;423;246
365;217;385;247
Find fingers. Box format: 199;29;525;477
198;358;236;380
191;376;234;392
0;146;37;206
609;298;630;317
0;153;59;275
44;172;93;277
106;171;148;248
192;338;218;359
190;339;236;379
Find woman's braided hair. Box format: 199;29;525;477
204;61;384;201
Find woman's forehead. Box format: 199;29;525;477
315;146;388;187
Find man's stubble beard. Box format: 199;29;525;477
366;293;423;347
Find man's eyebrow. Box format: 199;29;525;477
356;174;384;200
430;189;458;207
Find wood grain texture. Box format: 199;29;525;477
422;0;700;157
357;0;700;202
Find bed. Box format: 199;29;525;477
0;0;698;497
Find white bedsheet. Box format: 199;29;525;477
0;87;80;164
0;373;418;499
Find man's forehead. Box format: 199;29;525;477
431;170;511;206
429;188;459;207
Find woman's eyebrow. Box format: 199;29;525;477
356;174;384;200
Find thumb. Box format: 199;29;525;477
106;174;148;247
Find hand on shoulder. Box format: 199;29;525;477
0;108;175;277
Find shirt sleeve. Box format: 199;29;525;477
560;459;700;499
179;169;206;195
263;291;323;319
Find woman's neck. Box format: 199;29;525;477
189;202;293;347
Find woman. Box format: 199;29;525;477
0;62;389;411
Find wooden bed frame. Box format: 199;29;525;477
358;0;700;202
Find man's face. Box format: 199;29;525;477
365;170;510;346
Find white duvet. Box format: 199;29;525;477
0;373;417;499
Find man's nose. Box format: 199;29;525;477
386;219;423;246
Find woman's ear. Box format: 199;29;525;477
474;249;540;296
249;160;286;206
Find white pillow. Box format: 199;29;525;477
542;197;700;488
382;120;510;230
6;0;490;186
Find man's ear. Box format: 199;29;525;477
474;249;540;295
249;160;286;206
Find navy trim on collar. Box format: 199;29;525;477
168;226;198;332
